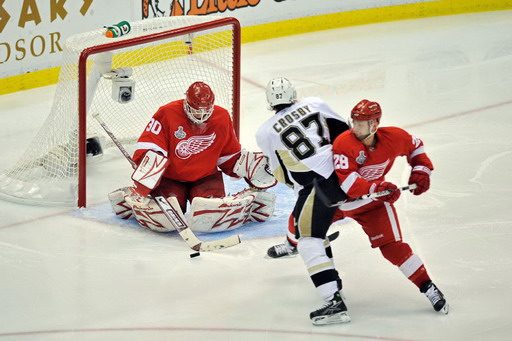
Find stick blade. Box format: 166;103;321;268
199;234;241;252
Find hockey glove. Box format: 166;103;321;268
232;150;277;189
408;166;431;195
372;181;401;204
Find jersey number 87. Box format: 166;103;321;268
280;113;328;161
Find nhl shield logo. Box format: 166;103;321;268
356;151;366;165
174;126;186;139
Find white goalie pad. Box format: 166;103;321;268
188;189;276;233
108;186;137;219
125;195;177;232
232;150;277;189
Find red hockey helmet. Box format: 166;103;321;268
184;81;215;124
351;99;382;122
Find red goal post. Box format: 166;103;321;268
0;16;241;208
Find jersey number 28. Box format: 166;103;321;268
333;154;349;170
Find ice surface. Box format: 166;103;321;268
1;10;511;341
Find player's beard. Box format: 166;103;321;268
353;129;368;141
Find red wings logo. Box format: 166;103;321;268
175;133;216;159
359;159;390;181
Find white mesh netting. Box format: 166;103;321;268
0;16;237;206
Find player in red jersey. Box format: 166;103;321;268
108;82;277;233
331;99;449;314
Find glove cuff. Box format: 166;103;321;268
412;165;432;175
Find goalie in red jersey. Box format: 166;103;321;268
108;81;277;233
331;99;449;314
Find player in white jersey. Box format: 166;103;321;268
256;78;351;325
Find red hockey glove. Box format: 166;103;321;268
408;166;431;195
372;181;401;204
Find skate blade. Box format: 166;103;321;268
439;303;450;315
312;312;351;325
264;252;298;259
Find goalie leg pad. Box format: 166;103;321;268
108;186;137;219
125;195;177;232
247;190;276;222
232;150;277;189
188;191;254;233
188;189;276;232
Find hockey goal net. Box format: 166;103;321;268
0;16;240;207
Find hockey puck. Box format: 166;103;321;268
189;252;200;258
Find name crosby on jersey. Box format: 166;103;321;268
272;105;313;133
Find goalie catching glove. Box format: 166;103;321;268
232;150;277;189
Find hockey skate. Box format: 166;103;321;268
266;231;340;259
420;281;449;314
310;291;350;325
266;240;298;258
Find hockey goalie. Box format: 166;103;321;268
108;81;277;233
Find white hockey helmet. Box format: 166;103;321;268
265;77;297;108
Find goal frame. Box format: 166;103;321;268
77;17;241;207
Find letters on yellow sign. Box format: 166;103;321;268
170;0;261;16
0;0;94;33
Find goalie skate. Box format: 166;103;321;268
310;291;350;326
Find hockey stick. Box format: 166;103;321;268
313;177;417;208
92;112;241;252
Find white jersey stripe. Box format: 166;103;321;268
340;171;361;193
410;145;425;159
217;151;240;166
135;142;168;157
384;201;401;242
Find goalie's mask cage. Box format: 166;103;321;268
0;16;241;207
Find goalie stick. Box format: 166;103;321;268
313;178;417;208
93;112;241;252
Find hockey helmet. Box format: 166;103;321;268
266;77;297;108
351;99;382;122
184;81;215;124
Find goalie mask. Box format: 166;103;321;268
184;81;215;124
266;77;297;109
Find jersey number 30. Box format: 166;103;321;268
146;118;162;135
